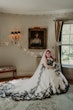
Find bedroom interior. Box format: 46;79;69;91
0;0;73;110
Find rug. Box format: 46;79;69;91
0;85;73;110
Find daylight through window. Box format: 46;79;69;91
61;23;73;66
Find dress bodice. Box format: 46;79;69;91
47;58;54;66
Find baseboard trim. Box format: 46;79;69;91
16;75;32;78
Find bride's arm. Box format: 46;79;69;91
46;65;53;69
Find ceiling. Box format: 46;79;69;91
0;0;73;15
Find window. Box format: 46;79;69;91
61;23;73;66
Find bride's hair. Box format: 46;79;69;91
45;50;54;60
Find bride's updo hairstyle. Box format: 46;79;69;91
45;50;54;60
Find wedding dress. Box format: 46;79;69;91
0;49;69;101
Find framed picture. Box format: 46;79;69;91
28;27;47;49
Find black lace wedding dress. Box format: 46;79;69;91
0;49;69;101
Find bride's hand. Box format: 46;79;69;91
47;65;53;69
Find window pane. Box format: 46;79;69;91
71;24;73;34
69;54;73;65
61;46;69;55
62;35;69;44
61;54;69;65
70;46;73;54
62;24;70;34
61;23;73;66
70;35;73;44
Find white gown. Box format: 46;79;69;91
0;49;69;101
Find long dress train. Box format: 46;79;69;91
0;49;69;101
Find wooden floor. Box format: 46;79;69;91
68;79;73;85
0;76;73;84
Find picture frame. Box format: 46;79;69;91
28;27;47;49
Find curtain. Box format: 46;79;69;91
55;20;63;63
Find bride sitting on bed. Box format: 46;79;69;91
0;49;69;101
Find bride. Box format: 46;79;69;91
0;49;69;101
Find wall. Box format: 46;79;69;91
0;12;73;78
0;13;55;78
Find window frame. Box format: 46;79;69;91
61;22;73;67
